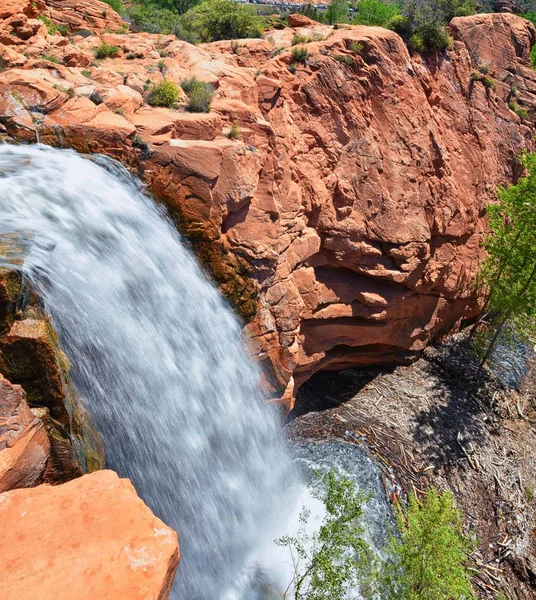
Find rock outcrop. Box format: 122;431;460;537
0;469;180;600
0;2;535;407
0;373;50;493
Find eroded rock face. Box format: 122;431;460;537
0;2;535;407
0;469;180;600
0;374;50;493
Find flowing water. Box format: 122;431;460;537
0;144;390;599
0;144;298;599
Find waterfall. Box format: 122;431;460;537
0;144;297;599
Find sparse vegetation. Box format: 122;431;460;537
334;54;354;65
349;41;364;54
181;79;214;112
81;69;92;78
41;54;60;63
508;101;529;120
147;80;180;106
292;34;312;45
132;134;150;152
291;47;309;64
37;14;69;35
52;83;74;97
93;42;119;59
227;122;240;140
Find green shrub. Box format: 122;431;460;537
147;81;180;106
481;75;494;88
531;44;536;69
227;122;240;139
288;63;297;74
387;14;410;34
353;0;400;27
93;42;119;59
350;41;364;54
291;47;309;64
38;15;69;36
409;33;425;53
41;54;60;63
382;488;476;600
335;54;354;65
181;0;265;42
396;0;473;53
81;69;92;78
184;79;215;112
509;101;529;120
101;0;123;14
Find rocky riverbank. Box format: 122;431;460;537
289;332;536;598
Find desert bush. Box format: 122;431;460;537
93;42;119;59
147;80;180;106
184;79;215;112
335;54;354;65
291;47;309;64
227;122;240;139
292;34;312;45
508;101;529;120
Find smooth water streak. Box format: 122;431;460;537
0;144;297;599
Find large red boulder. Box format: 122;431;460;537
0;470;180;600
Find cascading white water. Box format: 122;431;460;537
0;144;298;599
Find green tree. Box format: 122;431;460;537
324;0;350;25
382;488;476;600
354;0;400;27
276;470;373;600
476;152;536;364
181;0;265;42
395;0;476;52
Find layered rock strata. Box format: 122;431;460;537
1;0;535;406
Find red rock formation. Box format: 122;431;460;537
0;2;535;407
0;470;180;600
0;374;50;493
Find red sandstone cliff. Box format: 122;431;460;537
0;0;535;407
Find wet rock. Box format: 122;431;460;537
0;304;104;481
0;470;180;600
